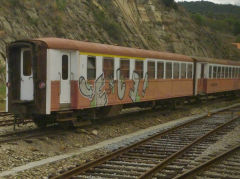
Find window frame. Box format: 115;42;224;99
187;63;193;79
120;58;130;79
147;60;156;79
157;61;164;79
135;60;144;79
22;49;32;77
173;62;180;79
103;57;114;80
87;56;96;80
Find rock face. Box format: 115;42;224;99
0;0;239;64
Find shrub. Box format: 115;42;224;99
191;13;206;26
56;0;67;11
236;35;240;43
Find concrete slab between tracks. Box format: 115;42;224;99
0;103;240;177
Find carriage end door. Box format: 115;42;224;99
20;48;34;101
60;53;71;104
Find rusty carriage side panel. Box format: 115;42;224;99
33;41;48;114
206;79;240;93
70;75;193;109
7;45;21;112
7;40;48;115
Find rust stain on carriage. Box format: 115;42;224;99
51;81;60;111
66;79;193;110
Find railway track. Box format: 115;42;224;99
0;112;12;117
52;107;240;179
176;144;240;179
0;126;62;144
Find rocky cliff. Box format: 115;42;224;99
0;0;240;64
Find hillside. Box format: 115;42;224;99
0;0;240;83
178;1;240;17
178;1;240;39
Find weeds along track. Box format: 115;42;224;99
52;107;240;179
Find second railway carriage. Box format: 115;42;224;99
5;38;240;126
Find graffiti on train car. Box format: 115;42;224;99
129;71;140;102
116;69;126;100
78;74;108;107
78;71;149;107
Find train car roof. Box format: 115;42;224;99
192;56;240;66
32;37;193;62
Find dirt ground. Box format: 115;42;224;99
0;98;240;178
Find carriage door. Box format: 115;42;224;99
198;63;207;94
60;53;71;104
20;48;34;101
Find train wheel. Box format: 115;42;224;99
33;115;48;128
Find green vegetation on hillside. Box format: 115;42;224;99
178;1;240;42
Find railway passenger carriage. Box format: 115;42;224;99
5;38;240;126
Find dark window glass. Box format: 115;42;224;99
217;66;221;78
103;58;114;79
224;67;227;78
157;62;164;79
173;63;180;79
148;61;155;79
213;66;217;78
187;64;193;79
166;62;172;79
23;50;32;76
221;67;224;78
87;56;96;80
181;63;187;79
209;66;212;79
120;59;129;79
230;67;233;78
135;61;143;78
62;55;68;80
235;68;238;78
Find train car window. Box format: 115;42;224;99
23;50;32;76
181;63;187;79
209;66;212;79
157;62;164;79
213;66;217;78
166;62;172;79
235;68;238;78
135;61;144;78
62;55;68;80
148;61;155;79
228;67;231;78
230;67;233;78
87;56;96;80
217;66;221;78
103;58;114;80
120;59;130;79
225;67;228;78
187;64;193;79
232;68;235;78
173;63;180;79
221;67;224;78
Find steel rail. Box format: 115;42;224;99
138;116;239;178
174;144;240;179
51;107;238;179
